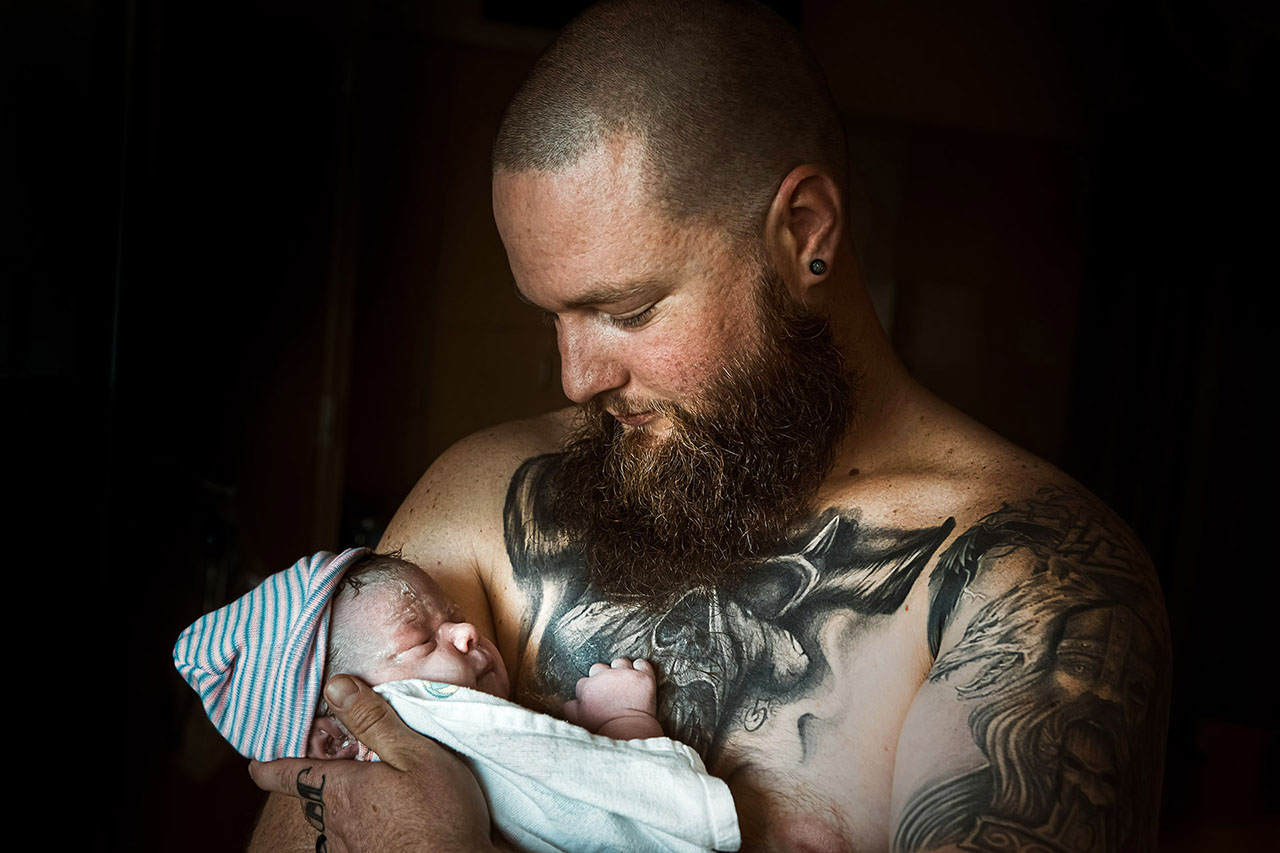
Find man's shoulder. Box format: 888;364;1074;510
934;431;1158;593
825;406;1080;538
433;408;571;485
889;466;1171;853
826;405;1165;652
923;458;1167;668
924;426;1159;602
379;408;571;557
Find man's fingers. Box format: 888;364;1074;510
326;675;419;769
249;758;329;797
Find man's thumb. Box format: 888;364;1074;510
325;675;416;768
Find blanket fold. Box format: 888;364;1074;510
375;680;741;853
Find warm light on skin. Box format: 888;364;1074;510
329;568;511;699
493;135;767;438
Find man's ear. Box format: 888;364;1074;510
763;164;843;303
307;714;361;760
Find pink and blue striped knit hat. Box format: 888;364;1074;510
173;547;369;761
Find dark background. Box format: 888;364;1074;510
5;0;1275;848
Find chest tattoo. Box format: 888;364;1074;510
503;453;955;761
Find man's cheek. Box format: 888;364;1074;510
642;339;727;397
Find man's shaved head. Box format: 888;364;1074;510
492;0;846;243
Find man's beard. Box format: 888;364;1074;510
550;262;855;606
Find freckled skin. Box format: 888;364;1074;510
494;136;763;434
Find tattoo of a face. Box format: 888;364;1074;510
296;768;328;853
504;453;955;761
900;487;1170;853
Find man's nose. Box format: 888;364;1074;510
558;324;627;404
440;621;478;654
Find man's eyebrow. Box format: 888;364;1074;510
514;279;664;311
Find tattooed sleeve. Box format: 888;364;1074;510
898;487;1171;853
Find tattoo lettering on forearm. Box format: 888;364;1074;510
504;453;954;761
898;487;1170;853
296;768;329;853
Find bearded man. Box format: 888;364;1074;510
249;2;1170;851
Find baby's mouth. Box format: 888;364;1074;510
470;649;508;696
470;647;494;680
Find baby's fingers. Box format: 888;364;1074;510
563;698;582;725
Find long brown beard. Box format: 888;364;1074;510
550;264;855;606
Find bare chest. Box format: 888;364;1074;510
706;609;929;853
499;455;960;851
513;602;929;852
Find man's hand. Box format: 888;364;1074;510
563;657;663;740
248;675;499;853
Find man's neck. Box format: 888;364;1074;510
815;256;930;476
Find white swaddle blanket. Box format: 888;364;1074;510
374;680;741;853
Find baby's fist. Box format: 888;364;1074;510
563;658;660;737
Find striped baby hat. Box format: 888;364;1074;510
173;547;370;761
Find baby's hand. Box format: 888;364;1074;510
562;657;663;740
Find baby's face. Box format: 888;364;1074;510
328;567;510;698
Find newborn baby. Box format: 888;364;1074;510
174;548;739;853
309;550;663;756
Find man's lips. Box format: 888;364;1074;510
611;410;653;426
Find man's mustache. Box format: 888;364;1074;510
588;393;679;422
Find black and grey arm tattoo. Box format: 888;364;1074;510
898;486;1171;853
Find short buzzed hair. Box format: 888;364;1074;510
492;0;847;243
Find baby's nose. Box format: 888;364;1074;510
441;621;478;653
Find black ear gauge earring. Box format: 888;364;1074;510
809;258;827;276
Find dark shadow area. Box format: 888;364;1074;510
5;0;1274;848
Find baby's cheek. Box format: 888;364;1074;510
355;646;423;686
394;650;438;683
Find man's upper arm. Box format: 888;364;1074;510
890;486;1171;853
377;417;561;661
